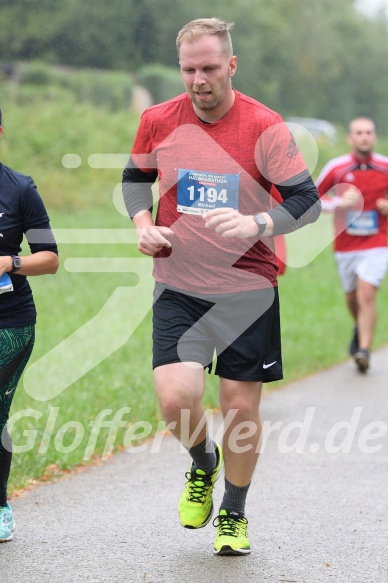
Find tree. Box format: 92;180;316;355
2;0;388;131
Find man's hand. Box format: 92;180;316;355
137;225;174;256
376;198;388;216
203;208;273;238
339;186;363;209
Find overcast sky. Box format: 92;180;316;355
355;0;388;17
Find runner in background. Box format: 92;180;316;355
316;117;388;373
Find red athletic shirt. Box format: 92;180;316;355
316;152;388;252
131;91;307;293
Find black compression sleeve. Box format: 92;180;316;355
267;174;321;235
122;157;158;219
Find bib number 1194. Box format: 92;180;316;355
187;185;228;204
177;169;240;215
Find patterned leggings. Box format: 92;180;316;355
0;325;35;506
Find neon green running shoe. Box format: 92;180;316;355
213;509;251;556
179;443;223;529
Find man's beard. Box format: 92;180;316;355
190;80;230;112
192;93;223;111
356;145;372;156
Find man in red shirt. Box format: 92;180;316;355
123;18;320;556
316;117;388;373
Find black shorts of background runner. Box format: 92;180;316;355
0;325;35;506
152;283;282;383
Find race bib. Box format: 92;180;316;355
346;210;379;236
177;169;240;215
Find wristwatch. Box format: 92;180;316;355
253;214;267;236
11;256;22;273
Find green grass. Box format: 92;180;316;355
1;82;387;494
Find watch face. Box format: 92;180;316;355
254;214;267;231
13;256;21;270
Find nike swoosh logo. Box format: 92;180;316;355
5;388;16;396
263;361;276;369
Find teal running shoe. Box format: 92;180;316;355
0;503;15;542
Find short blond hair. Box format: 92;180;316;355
176;18;234;57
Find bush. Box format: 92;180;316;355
13;62;134;111
18;61;53;85
137;64;183;104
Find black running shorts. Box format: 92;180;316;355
152;283;282;383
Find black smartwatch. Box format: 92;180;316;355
253;214;267;236
11;256;22;273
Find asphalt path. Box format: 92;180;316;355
1;348;388;583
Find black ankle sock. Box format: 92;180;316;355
221;478;250;516
189;436;217;475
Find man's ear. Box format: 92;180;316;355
229;56;237;77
